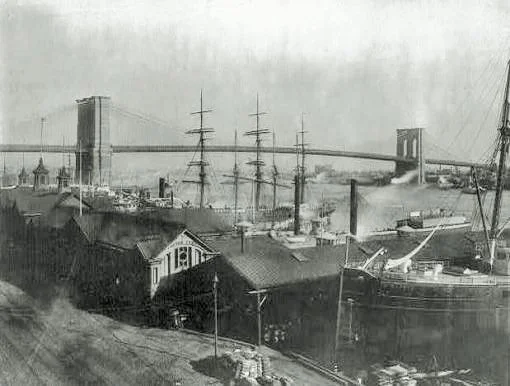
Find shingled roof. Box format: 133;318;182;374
207;235;370;290
0;188;91;228
72;212;213;262
74;212;184;248
205;231;487;291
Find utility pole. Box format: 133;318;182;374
213;273;219;361
184;90;214;209
250;290;267;347
245;94;269;211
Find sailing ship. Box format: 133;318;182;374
219;105;335;231
340;60;510;383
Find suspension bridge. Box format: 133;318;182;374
0;96;486;187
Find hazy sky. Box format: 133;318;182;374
1;0;510;172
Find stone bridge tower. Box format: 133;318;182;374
75;96;112;186
395;128;424;184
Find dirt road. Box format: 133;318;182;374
0;279;337;385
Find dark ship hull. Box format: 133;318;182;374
335;269;510;383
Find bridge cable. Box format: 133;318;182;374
111;103;178;130
443;48;509;156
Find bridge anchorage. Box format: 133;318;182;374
0;96;485;185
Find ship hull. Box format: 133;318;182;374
338;271;510;383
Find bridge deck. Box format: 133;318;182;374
0;144;485;168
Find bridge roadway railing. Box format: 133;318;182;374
0;144;486;168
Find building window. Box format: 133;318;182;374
178;246;191;269
195;249;202;265
174;248;178;269
153;267;158;284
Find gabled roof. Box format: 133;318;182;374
136;229;214;262
207;235;370;290
72;212;214;262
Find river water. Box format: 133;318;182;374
209;180;508;232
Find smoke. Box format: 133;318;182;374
391;169;418;184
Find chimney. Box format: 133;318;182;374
294;175;300;235
159;177;166;198
350;179;358;236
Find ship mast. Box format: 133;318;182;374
224;128;288;226
184;90;214;209
299;113;307;204
2;153;5;188
245;94;269;211
295;132;300;198
489;60;510;266
234;130;239;225
271;130;278;228
40;117;45;160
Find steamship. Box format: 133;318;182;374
395;208;471;234
339;61;510;382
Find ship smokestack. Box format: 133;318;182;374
159;177;166;198
350;179;358;236
294;175;300;235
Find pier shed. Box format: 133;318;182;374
153;234;371;349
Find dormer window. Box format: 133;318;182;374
175;246;192;269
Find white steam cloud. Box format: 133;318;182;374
391;170;418;185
